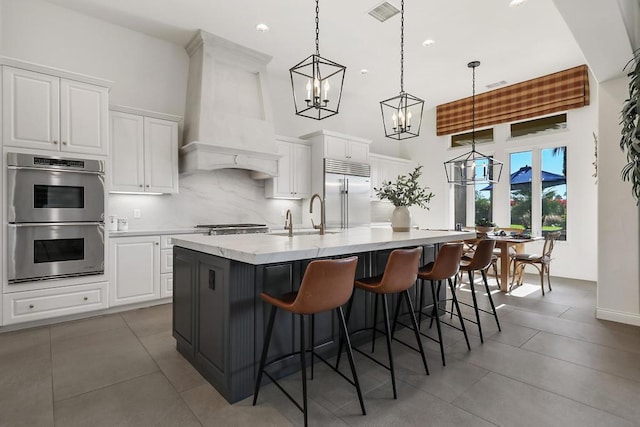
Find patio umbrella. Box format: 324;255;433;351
480;166;565;191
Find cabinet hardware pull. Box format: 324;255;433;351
29;304;34;309
53;140;58;145
83;297;88;301
155;242;159;245
146;185;150;188
62;141;67;145
209;270;216;290
139;184;143;188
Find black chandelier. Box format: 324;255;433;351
289;0;346;120
444;61;503;185
380;0;424;140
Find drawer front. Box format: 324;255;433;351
4;282;108;325
161;248;173;274
161;273;173;298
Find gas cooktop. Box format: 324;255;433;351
195;223;268;235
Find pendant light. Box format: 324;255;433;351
380;0;424;140
444;61;503;185
289;0;346;120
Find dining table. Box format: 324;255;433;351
466;234;543;292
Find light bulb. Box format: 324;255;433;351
323;79;330;101
313;77;320;98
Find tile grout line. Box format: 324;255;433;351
48;326;57;427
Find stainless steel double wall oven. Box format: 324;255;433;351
7;153;105;283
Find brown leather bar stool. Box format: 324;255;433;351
458;239;502;343
415;243;470;366
253;256;366;426
338;247;428;400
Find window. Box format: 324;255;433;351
509;151;533;231
507;147;567;239
510;114;567;138
453;157;494;227
475;157;493;223
451;128;494;148
541;147;567;240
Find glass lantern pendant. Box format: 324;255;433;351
380;0;424;140
290;0;346;120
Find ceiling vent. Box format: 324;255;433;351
486;80;508;89
368;1;400;22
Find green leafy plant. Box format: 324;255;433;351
620;48;640;202
374;165;434;208
475;217;496;227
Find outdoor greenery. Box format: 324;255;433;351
375;165;434;208
620;48;640;202
475;190;492;222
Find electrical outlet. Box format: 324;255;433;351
133;209;141;218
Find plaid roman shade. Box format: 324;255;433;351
436;64;590;136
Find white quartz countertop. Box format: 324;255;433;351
171;227;475;265
109;228;204;237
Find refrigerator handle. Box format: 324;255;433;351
345;178;349;228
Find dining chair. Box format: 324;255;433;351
510;231;561;295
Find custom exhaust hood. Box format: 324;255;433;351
181;30;280;178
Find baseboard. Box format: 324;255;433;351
596;307;640;326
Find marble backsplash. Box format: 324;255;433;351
108;169;303;230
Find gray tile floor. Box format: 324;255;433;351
2;275;640;426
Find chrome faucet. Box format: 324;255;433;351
309;194;325;235
284;209;294;237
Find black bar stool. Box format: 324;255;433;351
337;247;428;399
415;242;470;366
458;239;502;342
253;256;366;426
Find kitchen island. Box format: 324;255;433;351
171;228;473;403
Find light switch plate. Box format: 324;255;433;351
133;209;141;218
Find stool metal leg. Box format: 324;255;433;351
335;293;355;370
418;279;426;327
253;305;278;405
468;270;484;343
429;280;446;366
449;277;470;350
371;293;379;353
481;269;501;331
310;314;315;380
299;314;308;427
336;306;366;415
403;290;429;375
381;295;397;399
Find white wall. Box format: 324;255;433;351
596;76;640;325
0;0;188;116
401;79;599;282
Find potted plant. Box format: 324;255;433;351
475;217;496;234
375;165;434;231
620;48;640;201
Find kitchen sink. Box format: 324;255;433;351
269;229;342;237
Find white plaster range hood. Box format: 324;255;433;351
181;30;280;178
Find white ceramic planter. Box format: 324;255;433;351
391;206;411;232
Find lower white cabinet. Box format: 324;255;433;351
3;282;108;325
109;233;195;306
109;236;160;306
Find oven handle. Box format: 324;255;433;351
8;166;104;175
8;222;104;227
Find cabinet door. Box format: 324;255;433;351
2;67;60;150
60;79;108;155
161;273;173;298
292;143;311;198
348;141;369;162
109;236;160;306
270;140;293;198
144;117;178;193
324;135;349;161
110;111;144;192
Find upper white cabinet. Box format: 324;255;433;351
265;136;311;199
324;134;370;163
110;107;180;194
369;153;415;201
2;65;109;155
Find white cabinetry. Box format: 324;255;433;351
2;282;108;325
109;236;160;306
322;134;370;162
369;153;415;201
265;136;311;199
109;106;180;194
2;65;109;155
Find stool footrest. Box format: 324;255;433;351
352;346;392;372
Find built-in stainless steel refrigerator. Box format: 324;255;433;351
324;159;371;229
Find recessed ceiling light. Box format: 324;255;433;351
255;23;269;32
422;39;435;47
360;69;369;75
509;0;527;7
